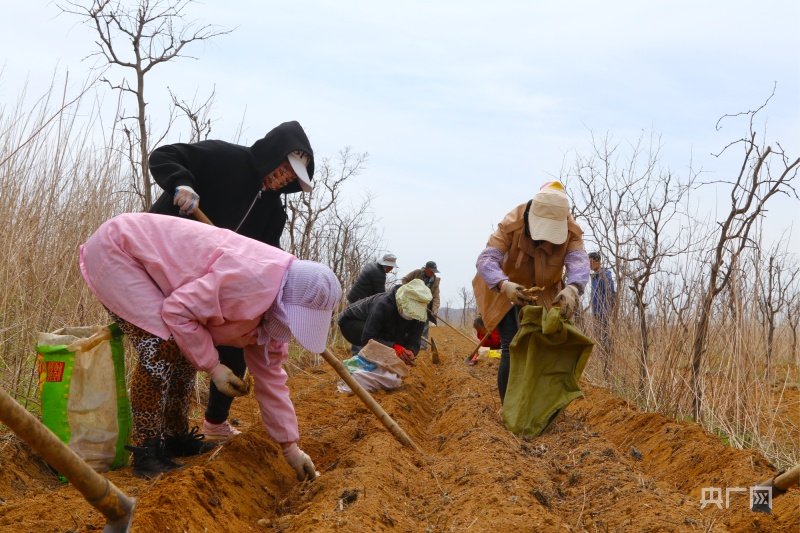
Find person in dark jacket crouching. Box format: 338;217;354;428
338;279;431;364
147;121;315;441
344;253;398;354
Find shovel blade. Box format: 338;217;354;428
430;338;440;364
101;498;136;533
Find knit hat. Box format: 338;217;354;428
277;260;342;353
527;181;570;244
287;150;313;193
395;279;432;322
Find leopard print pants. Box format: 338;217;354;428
107;309;197;446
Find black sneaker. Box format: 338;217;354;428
163;426;220;458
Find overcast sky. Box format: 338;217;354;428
2;1;799;306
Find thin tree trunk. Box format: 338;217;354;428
691;289;714;421
634;294;649;400
137;71;151;209
766;318;775;381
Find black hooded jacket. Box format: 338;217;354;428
338;286;426;354
148;121;314;247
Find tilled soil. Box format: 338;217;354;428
0;328;797;532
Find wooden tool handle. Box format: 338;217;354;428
321;348;422;455
193;208;214;226
0;385;136;527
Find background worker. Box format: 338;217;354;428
589;251;617;378
80;213;339;480
473;181;590;404
345;253;399;354
148;120;315;440
338;279;432;365
467;315;501;365
401;261;441;349
347;253;398;304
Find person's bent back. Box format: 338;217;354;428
339;280;431;363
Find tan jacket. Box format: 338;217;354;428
473;203;585;330
401;269;440;314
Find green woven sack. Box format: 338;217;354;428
36;324;131;474
503;306;594;437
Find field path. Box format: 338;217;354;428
0;328;796;532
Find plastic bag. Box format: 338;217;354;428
337;340;407;393
477;347;501;360
36;324;132;473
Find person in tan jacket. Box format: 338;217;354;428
472;182;590;404
401;261;440;348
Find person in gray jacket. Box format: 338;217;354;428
401;261;441;349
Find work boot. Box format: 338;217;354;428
163;426;220;458
125;438;184;479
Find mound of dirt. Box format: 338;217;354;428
0;329;797;532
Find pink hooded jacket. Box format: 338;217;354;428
80;213;300;443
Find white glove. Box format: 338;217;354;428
208;364;247;397
553;284;579;320
282;443;318;481
500;280;535;306
173;186;199;215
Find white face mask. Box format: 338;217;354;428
398;309;414;321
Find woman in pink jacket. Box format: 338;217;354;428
80;213;341;480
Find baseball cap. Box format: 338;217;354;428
527;181;570;244
287;150;313;193
424;261;439;273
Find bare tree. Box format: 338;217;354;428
282;148;382;340
787;282;800;364
58;0;232;208
442;299;454;323
169;86;216;143
690;97;799;420
754;235;798;377
567;130;697;399
456;286;475;327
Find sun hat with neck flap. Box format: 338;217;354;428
267;260;342;353
527;181;571;245
395;279;432;322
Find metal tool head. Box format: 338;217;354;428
102;498;137;533
430;338;439;364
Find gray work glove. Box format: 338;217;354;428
208;363;247;397
282;443;318;481
553;284;579;320
173;186;200;215
500;280;535;306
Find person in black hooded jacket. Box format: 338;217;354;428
149;120;314;246
147;120;315;440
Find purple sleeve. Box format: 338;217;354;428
564;249;590;295
476;247;507;290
